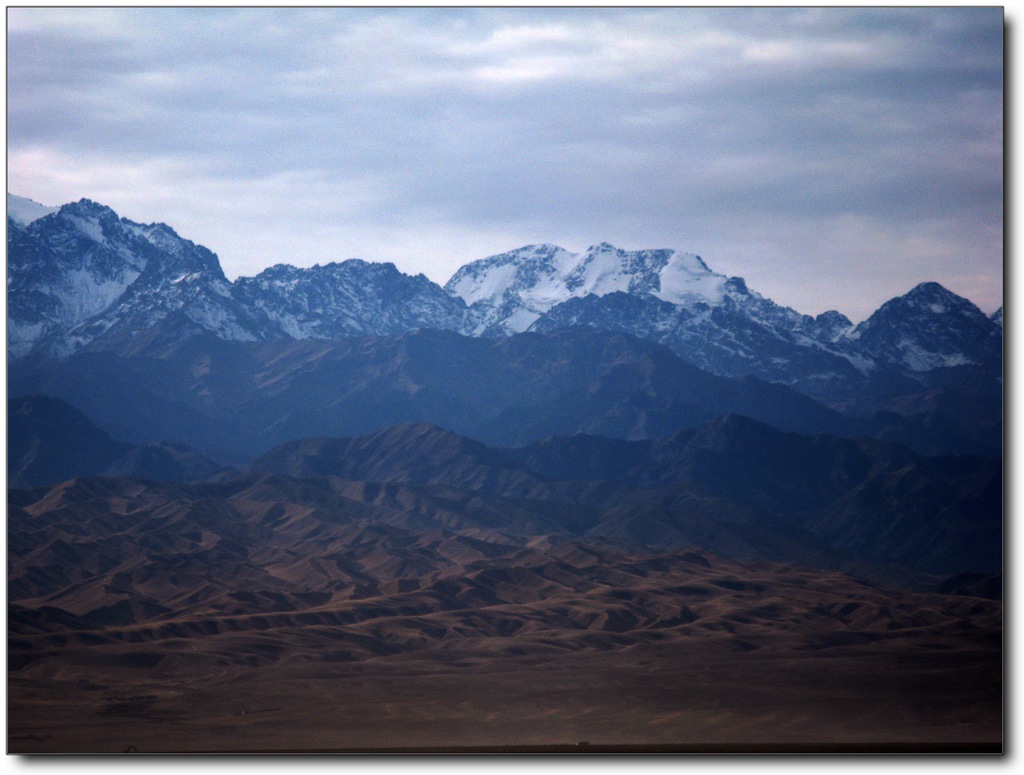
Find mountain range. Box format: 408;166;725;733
7;194;1003;457
7;393;1001;581
9;472;1002;751
8;404;1003;751
6;193;1003;752
246;416;1002;579
8;194;1001;399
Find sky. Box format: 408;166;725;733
5;5;1004;322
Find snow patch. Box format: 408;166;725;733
67;215;106;244
7;321;47;358
451;261;522;306
833;349;876;375
569;246;633;297
502;307;542;333
653;251;728;305
893;335;976;371
60;268;138;323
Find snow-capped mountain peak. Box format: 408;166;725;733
6;194;269;357
54;198;125;245
445;244;575;307
648;250;729;306
445;242;738;336
7;193;58;227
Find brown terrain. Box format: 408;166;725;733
8;473;1002;753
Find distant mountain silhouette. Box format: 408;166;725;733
8;394;222;487
8;394;131;487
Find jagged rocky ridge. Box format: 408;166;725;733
233;260;467;339
7;195;1002;406
7;195;468;358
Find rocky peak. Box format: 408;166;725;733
804;310;853;342
844;282;1001;371
234;256;467;340
60;197;116;218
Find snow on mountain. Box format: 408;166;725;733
7;197;277;357
991;307;1003;327
60;233;274;353
445;243;577;335
234;260;467;339
7;194;1002;407
843;282;1002;371
445;240;999;396
8;195;470;358
447;241;877;396
803;310;855;343
445;242;734;336
651;250;729;305
7;194;58;228
447;244;572;306
7;199;150;357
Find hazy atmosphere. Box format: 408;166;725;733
7;5;1006;755
7;6;1003;322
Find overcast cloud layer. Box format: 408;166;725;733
7;7;1003;321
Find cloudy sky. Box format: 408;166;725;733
7;6;1003;322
